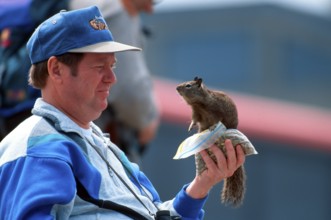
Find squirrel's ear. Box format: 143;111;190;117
196;77;203;87
194;76;203;82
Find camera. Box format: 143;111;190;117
155;210;181;220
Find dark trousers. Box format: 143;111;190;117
0;110;32;140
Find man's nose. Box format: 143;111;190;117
104;68;117;84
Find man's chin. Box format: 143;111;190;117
100;100;109;112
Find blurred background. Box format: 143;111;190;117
1;0;331;219
140;0;331;219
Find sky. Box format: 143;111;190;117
154;0;331;17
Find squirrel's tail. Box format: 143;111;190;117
221;165;246;207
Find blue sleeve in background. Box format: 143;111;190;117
0;0;33;30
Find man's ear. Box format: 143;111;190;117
47;56;62;82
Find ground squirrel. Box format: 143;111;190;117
176;76;246;207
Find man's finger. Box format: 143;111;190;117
224;139;237;172
209;145;227;170
236;145;246;168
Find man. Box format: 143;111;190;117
0;6;245;219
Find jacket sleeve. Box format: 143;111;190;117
0;138;102;220
0;155;76;219
172;184;207;220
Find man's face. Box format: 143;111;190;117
59;53;117;125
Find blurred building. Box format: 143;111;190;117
141;2;331;220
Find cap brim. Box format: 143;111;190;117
68;41;141;53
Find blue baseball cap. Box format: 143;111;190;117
27;6;141;64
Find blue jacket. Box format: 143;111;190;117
0;98;207;219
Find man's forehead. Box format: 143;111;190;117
82;53;116;62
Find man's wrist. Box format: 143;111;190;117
186;177;211;199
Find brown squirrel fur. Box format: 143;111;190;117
176;76;246;207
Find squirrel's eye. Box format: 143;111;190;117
185;84;192;89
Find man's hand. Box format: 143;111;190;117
121;0;153;16
186;139;245;199
138;118;159;145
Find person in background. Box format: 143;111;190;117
0;0;68;140
70;0;160;162
0;6;246;219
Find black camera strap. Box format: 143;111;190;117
75;176;149;220
44;117;181;220
81;128;158;219
43;118;152;219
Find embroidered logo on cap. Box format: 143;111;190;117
89;17;108;30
